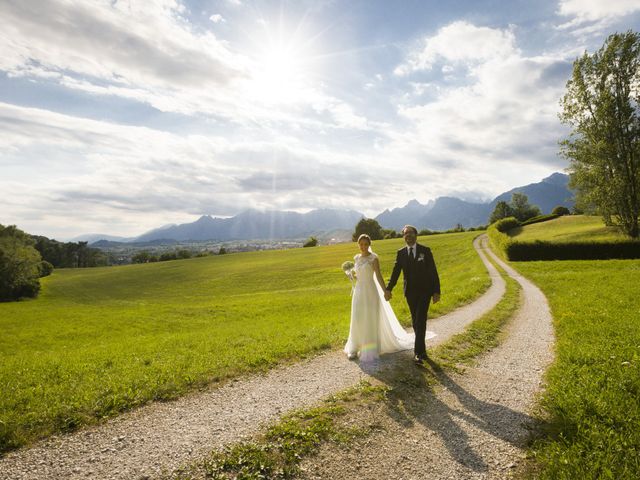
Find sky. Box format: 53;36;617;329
1;0;640;240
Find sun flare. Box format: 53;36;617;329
243;16;323;106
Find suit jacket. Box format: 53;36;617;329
386;243;440;297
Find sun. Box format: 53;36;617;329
243;16;323;106
249;43;309;104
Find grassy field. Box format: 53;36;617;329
511;215;628;242
0;232;489;453
514;259;640;479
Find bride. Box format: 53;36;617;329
344;234;434;361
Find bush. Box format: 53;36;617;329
493;217;520;233
39;260;54;277
303;236;318;247
551;206;571;216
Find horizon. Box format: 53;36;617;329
66;170;567;242
1;1;638;239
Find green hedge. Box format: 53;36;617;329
487;218;517;259
505;239;640;260
487;217;640;261
520;213;559;226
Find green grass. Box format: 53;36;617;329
511;215;628;242
174;246;524;480
514;259;640;479
0;232;489;453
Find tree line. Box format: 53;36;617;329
0;225;110;301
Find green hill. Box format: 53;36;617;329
511;215;628;242
0;232;488;453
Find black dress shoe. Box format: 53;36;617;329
413;355;424;365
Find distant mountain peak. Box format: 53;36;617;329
542;172;569;185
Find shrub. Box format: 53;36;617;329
493;217;520;233
551;206;571;216
39;260;54;277
303;236;318;247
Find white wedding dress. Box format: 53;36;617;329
344;252;435;361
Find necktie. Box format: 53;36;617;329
409;247;414;260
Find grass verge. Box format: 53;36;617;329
513;259;640;479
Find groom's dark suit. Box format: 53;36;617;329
386;243;440;359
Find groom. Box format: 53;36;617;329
385;225;440;365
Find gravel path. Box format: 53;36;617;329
0;236;506;480
298;238;555;479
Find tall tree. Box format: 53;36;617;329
510;193;542;222
489;201;514;224
560;31;640;238
0;225;43;301
352;218;384;241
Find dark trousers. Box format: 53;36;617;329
406;292;431;358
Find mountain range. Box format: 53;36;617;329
84;172;573;245
376;172;573;231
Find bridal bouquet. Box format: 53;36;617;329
341;261;356;292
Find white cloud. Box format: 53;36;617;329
394;21;519;76
0;0;246;88
0;102;393;237
210;13;225;23
556;0;640;34
558;0;640;22
386;22;571;199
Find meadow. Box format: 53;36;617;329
0;232;489;453
511;215;628;242
514;259;640;479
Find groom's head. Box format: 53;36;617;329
402;225;418;246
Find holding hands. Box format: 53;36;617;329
384;289;392;301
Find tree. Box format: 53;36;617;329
382;229;398;239
560;31;640;238
303;236;318;247
510;193;542;222
489;201;514;224
132;251;155;263
218;246;228;255
0;225;43;301
551;205;571;216
352;218;384;241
